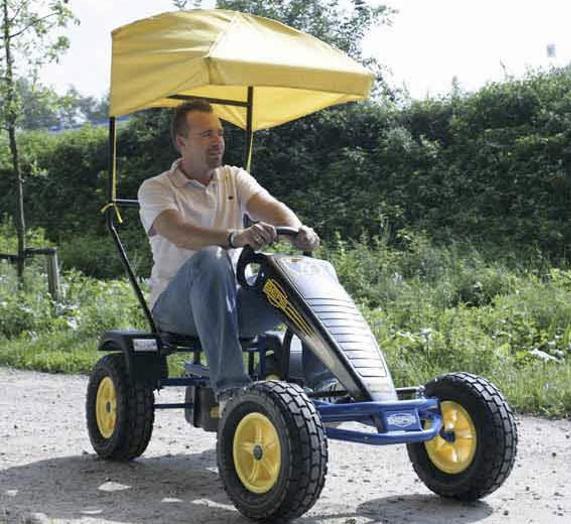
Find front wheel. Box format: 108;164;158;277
407;372;517;500
217;381;328;521
86;353;154;460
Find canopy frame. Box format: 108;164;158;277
105;90;255;333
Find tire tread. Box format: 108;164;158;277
86;353;154;461
217;381;328;521
407;372;517;500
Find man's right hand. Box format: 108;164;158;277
233;222;277;250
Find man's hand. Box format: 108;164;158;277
233;222;277;250
292;225;320;251
232;223;319;251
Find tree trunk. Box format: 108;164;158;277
8;125;25;278
2;0;26;279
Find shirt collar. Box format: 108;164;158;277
169;158;219;189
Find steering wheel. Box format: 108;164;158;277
236;226;311;288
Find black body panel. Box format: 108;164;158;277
243;253;397;401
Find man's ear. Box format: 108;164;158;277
175;135;185;152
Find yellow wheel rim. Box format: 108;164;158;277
96;377;117;439
232;412;281;494
425;401;477;474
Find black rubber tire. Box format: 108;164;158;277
217;381;328;521
407;372;517;500
86;353;154;461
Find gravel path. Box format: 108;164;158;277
0;367;569;524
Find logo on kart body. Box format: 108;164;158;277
280;256;335;279
262;279;313;337
132;338;158;352
386;412;418;428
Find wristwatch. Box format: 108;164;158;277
228;230;239;249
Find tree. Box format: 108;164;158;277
0;0;76;278
15;77;61;129
9;79;110;130
69;88;109;123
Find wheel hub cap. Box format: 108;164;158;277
96;377;117;439
425;400;477;474
232;412;281;494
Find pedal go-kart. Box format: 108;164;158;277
86;9;518;522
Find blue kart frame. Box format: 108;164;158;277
98;326;443;447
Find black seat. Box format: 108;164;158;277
159;331;257;350
159;331;201;349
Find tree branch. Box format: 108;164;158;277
7;12;59;40
8;3;24;26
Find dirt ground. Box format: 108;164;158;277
0;367;569;524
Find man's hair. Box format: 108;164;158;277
171;100;214;151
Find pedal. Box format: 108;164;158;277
189;385;219;432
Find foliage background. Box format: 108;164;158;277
1;6;570;416
0;223;569;416
1;67;570;276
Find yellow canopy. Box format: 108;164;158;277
110;9;374;129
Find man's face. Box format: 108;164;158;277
177;111;225;170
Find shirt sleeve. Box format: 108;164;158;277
234;167;270;211
138;177;178;234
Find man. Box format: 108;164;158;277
138;100;332;404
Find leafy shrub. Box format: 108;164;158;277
58;228;152;279
0;289;54;338
2;67;571;264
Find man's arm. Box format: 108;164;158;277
152;209;231;250
243;192;319;250
246;192;302;228
150;192;318;251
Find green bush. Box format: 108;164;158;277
0;288;54;338
1;233;570;416
58;228;152;279
2;67;571;266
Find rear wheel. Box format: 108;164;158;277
86;353;154;460
407;372;517;500
217;381;328;521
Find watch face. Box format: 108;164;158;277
230;230;238;248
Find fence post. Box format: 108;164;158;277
2;248;61;300
46;248;60;301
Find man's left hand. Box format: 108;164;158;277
293;225;320;251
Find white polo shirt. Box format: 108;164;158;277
138;159;268;308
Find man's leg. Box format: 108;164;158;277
237;285;335;389
152;247;251;396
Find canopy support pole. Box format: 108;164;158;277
168;94;249;108
244;86;254;171
107;117;116;205
106;117;158;334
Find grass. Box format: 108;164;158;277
0;331;99;374
0;228;569;417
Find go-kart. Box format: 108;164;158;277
86;9;517;522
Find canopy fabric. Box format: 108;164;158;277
110;9;374;129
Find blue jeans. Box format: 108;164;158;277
152;247;332;395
